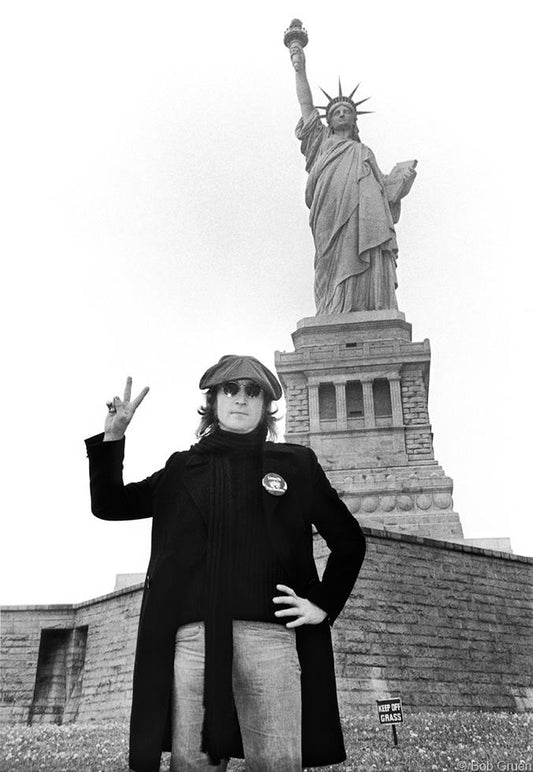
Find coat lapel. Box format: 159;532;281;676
261;444;298;580
182;453;210;524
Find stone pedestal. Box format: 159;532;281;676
275;311;464;541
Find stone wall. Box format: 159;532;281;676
284;378;310;436
328;530;532;712
1;531;531;726
0;586;142;725
74;588;141;722
400;367;435;461
0;606;75;724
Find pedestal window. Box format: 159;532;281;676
346;381;364;418
373;378;392;418
318;383;336;420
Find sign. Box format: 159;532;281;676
377;697;403;725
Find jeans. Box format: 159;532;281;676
170;621;302;771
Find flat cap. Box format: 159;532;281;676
199;354;282;401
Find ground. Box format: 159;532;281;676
0;712;531;771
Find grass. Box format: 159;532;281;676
0;712;531;771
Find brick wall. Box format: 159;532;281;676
74;587;142;721
1;533;532;725
400;369;435;460
0;586;143;725
0;606;75;724
284;381;310;435
329;530;533;713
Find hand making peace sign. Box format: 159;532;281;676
104;376;150;442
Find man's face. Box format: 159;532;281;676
216;379;265;434
329;104;356;131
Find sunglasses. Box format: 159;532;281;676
219;381;263;399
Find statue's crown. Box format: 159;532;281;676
317;79;372;123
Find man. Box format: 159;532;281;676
86;355;366;771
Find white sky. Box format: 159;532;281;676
1;1;531;605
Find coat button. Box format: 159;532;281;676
145;575;151;589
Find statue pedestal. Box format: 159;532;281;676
275;311;464;541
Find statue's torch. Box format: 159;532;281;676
283;18;309;50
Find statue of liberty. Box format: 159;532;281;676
285;20;417;315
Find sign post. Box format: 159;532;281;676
376;697;403;746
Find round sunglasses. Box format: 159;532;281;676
219;381;263;399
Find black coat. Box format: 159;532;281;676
86;434;366;772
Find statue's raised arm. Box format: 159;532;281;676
284;19;417;316
284;20;314;123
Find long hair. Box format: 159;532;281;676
196;387;279;440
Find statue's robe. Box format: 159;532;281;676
296;109;399;314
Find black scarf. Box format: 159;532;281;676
192;425;266;765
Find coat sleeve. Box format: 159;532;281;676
85;433;165;521
304;449;366;625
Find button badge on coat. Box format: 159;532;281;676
262;473;288;496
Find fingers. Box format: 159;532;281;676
275;602;324;627
273;584;299;606
275;606;301;617
273;594;298;606
286;617;306;629
131;385;150;410
276;584;296;596
116;377;150;411
272;583;327;628
273;585;298;607
275;604;309;628
123;376;132;403
273;584;305;623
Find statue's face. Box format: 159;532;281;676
329;104;357;132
